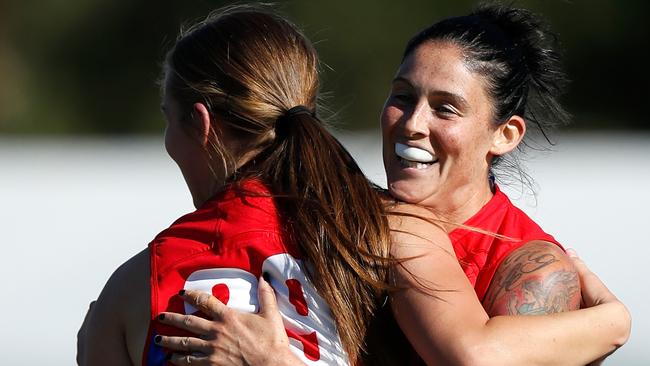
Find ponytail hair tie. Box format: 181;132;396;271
284;105;313;118
275;105;315;137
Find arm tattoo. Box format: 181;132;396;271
505;270;579;315
484;244;580;316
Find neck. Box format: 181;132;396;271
191;176;227;209
191;149;262;209
433;180;494;232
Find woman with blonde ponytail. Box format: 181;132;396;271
77;5;392;366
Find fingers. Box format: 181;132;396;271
155;335;211;354
569;255;590;309
565;247;578;258
167;353;211;366
180;290;228;320
566;248;589;272
567;248;604;280
257;275;280;319
157;312;213;336
566;248;598;279
566;247;618;305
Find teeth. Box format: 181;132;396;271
398;157;431;169
395;143;435;163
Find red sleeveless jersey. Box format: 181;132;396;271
448;186;562;301
143;180;349;365
367;186;563;366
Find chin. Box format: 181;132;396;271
387;180;433;205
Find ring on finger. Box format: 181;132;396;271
181;336;191;350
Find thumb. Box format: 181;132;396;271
566;248;617;305
565;247;579;258
566;248;598;284
257;275;282;322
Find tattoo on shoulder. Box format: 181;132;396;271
483;245;580;316
504;270;579;315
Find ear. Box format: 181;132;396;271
489;115;526;156
190;102;212;147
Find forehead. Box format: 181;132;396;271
396;41;488;102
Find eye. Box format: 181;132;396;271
390;92;415;105
434;103;459;117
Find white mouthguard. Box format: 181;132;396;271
395;142;435;163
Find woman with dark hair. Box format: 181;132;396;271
78;6;394;366
150;4;630;366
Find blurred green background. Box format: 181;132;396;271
1;0;648;134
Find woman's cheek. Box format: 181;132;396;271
381;106;403;129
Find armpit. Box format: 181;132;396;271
482;241;581;316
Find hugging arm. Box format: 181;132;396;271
389;205;630;366
153;213;629;366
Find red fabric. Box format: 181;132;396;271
143;180;290;364
148;180;296;315
142;180;348;365
448;186;562;301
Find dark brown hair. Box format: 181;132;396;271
404;3;570;191
164;5;391;362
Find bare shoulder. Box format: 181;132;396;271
483;240;581;316
96;248;150;312
78;248;150;366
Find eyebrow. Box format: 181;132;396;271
392;76;470;110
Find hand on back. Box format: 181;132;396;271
156;277;304;366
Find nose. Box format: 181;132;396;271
401;101;429;139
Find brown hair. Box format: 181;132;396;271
164;5;391;362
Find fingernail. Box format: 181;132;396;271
178;289;186;296
154;335;162;344
157;313;165;321
566;248;578;257
262;272;270;282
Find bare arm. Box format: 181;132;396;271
77;249;150;366
389;204;630;366
483;241;581;316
